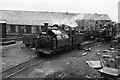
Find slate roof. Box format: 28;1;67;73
76;13;111;21
0;10;78;25
0;10;111;26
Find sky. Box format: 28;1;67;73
0;0;119;22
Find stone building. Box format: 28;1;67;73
0;10;111;38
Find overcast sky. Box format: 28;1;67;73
0;0;119;22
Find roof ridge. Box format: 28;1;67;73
0;9;80;15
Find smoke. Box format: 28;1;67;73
51;14;84;27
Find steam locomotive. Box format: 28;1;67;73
23;22;116;56
34;23;84;56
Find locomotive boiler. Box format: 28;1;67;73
35;23;84;56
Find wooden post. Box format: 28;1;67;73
0;21;6;38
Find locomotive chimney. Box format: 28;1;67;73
42;23;49;31
44;23;48;26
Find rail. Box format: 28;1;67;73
1;57;45;79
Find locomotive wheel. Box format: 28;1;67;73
36;51;53;57
25;44;30;47
35;49;43;57
65;48;69;53
36;50;40;57
78;44;83;50
36;51;46;57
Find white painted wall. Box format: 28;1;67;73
118;1;120;23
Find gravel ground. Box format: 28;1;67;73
8;42;120;79
1;41;36;71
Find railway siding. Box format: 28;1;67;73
1;41;36;71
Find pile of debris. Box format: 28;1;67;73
86;54;120;78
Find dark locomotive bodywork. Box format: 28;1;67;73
35;23;84;55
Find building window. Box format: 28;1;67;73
36;26;40;33
26;25;31;34
31;26;41;34
10;25;16;33
21;26;26;33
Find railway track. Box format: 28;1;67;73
1;57;46;80
1;40;101;79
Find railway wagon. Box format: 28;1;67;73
34;23;84;56
22;34;38;47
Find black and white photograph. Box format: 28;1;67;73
0;0;120;79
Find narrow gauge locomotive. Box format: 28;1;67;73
35;23;84;56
